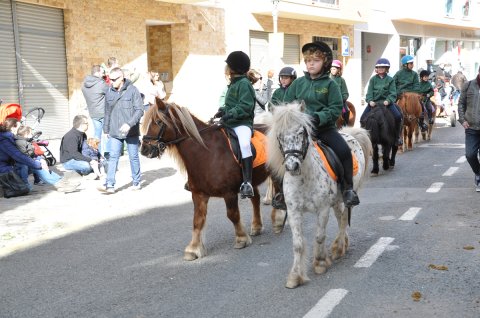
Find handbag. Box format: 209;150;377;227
0;170;30;198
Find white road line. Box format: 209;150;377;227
442;167;459;176
456;156;466;163
303;289;349;318
399;207;421;221
354;237;395;268
426;182;444;193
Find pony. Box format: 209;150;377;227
361;105;398;175
267;102;372;289
397;92;423;151
141;98;282;260
335;101;356;129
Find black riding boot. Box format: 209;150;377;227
341;155;359;207
419;117;428;132
395;118;403;146
240;157;254;198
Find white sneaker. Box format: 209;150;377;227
98;186;115;194
131;184;141;191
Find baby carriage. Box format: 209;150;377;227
0;101;57;166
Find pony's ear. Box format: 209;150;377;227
156;97;167;111
299;100;306;113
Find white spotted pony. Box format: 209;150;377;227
267;102;372;289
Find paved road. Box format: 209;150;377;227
1;117;479;318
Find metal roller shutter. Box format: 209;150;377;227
249;30;269;71
16;2;69;138
282;33;300;65
0;0;18;104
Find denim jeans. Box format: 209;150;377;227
33;169;61;185
106;136;141;188
15;163;32;191
63;159;93;175
465;128;480;175
91;117;108;157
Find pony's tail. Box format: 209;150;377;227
343;127;372;177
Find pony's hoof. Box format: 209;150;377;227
183;252;199;261
285;274;308;289
250;226;263;236
234;236;252;249
313;258;331;274
370;172;379;177
273;225;285;234
262;199;271;205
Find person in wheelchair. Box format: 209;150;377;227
280;41;359;208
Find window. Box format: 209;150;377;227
312;36;339;59
312;0;339;7
445;0;453;17
462;0;471;18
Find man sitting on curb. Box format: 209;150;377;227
60;115;96;177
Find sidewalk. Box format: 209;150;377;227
0;154;191;259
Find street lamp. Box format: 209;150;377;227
272;0;279;34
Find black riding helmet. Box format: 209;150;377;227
225;51;250;74
419;70;430;78
278;66;297;83
301;41;333;73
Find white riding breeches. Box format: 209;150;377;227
233;125;253;158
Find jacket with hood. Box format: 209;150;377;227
82;75;109;119
104;79;144;138
458;78;480;130
0;132;41;174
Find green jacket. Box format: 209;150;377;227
284;72;343;131
417;80;434;96
365;74;397;105
330;75;349;102
270;86;288;106
219;75;255;130
393;68;419;96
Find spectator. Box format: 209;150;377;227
82;64;109;156
458;65;480;191
60;115;96;176
452;69;467;105
144;71;167;112
0;119;78;197
247;69;273;114
99;67;144;194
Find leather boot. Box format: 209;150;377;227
271;178;286;210
418;117;428;132
395;119;403;146
240;157;254;198
343;186;360;207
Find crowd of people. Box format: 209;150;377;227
2;46;480;199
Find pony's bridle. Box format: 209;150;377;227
278;127;309;162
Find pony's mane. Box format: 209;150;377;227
267;102;313;179
399;92;421;113
141;102;206;175
141;102;205;147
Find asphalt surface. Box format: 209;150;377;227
1;117;479;318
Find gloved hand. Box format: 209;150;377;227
214;109;224;118
119;123;130;135
383;100;389;106
369;101;376;107
310;114;320;127
221;113;232;122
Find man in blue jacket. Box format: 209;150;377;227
99;67;144;194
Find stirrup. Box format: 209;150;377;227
239;182;254;198
272;192;287;210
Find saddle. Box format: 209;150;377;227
221;127;267;168
313;140;359;182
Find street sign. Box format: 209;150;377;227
341;36;350;57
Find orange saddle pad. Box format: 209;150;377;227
222;129;267;168
313;142;359;181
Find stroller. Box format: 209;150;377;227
0;101;57;166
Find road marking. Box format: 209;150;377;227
303;289;348;318
399;207;421;221
354;237;395;268
456;156;466;163
418;143;465;149
426;182;444;193
442;167;459;176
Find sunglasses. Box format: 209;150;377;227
110;76;121;82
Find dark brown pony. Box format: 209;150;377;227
141;99;278;260
335;101;356;129
397;92;422;151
